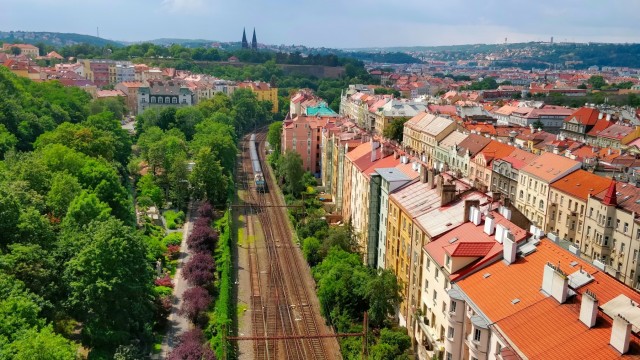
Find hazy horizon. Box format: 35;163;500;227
3;0;640;48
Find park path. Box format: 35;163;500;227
159;201;196;358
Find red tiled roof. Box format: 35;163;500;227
444;242;495;257
564;107;600;125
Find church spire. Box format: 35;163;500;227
242;28;249;49
251;28;258;50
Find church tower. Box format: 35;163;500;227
251;28;258;50
241;28;249;49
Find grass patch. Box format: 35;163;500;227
237;303;248;317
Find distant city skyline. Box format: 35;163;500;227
3;0;640;48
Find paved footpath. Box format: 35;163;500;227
159;201;196;358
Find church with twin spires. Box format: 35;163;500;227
241;28;258;50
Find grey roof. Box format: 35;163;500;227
376;168;411;182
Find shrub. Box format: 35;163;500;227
179;286;211;323
154;275;174;288
182;253;215;287
163;232;183;247
187;226;218;253
167;329;215;360
165;210;185;229
166;245;181;260
198;202;214;219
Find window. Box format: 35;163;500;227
496;343;503;355
539;200;544;210
426;258;431;270
435;268;439;281
634;250;638;263
158;97;163;104
450;301;457;313
519;190;524;199
165;97;170;103
433;290;437;303
624;223;629;233
447;326;454;339
172;97;177;104
442;301;447;313
151;96;157;103
424;279;429;292
474;329;482;342
445;352;452;360
621;243;625;253
445;255;451;267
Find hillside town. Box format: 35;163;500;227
3;40;640;359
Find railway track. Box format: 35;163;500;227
238;132;335;360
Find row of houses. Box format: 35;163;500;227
282;89;640;359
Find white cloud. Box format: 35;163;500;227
161;0;205;13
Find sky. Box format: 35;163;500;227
3;0;640;48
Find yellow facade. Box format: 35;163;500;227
255;87;278;113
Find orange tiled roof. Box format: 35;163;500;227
550;170;611;201
520;152;580;182
444;242;495;257
458;238;640;359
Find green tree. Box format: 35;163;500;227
366;270;402;327
302;237;322;267
588;75;606;90
0;189;20;247
189;147;228;206
383;118;408;143
137;174;163;207
64;218;154;350
174;107;204;140
10;46;21;55
267;121;283;153
168;153;190;210
5;325;78;360
61;191;111;231
0;274;44;344
0;123;18;159
46;172;82;218
279;150;304;197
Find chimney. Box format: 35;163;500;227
371;140;380;162
464;199;480;224
606;113;611;121
610;315;632;354
484;213;496;235
598;112;603;120
495;223;506;244
579;289;598;328
503;230;517;264
420;165;428;183
427;168;435;189
542;262;569;304
470;206;482;226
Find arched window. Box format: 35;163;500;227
172;97;178;104
165;97;170;103
150;96;156;103
519;190;524;199
539;200;544;210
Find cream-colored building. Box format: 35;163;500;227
403;112;456;164
581;181;640;288
547;170;611;244
515;152;580;228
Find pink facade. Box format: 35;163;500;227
281;115;334;175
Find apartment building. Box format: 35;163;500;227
491;148;538;202
137;80;194;115
374;100;428;135
582;181;640;288
416;207;526;360
281;115;334;176
468;140;514;192
547;170;611;244
515;152;580;227
386;172;477;329
454;238;640;360
433;131;468;173
403;112;456;164
447;134;492;178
